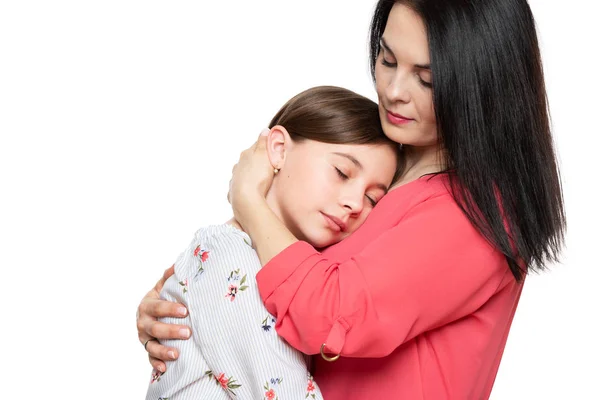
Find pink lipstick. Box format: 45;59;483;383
386;110;414;125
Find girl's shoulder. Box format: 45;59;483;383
172;224;255;279
193;223;252;246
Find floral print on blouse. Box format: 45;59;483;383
145;224;323;400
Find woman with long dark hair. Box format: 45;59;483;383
137;1;565;398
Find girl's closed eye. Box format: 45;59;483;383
334;165;383;207
335;167;349;180
365;194;377;207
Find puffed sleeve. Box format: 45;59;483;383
256;193;509;358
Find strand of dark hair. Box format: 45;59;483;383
369;0;566;281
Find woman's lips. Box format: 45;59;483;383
386;110;414;125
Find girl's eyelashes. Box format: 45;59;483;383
334;165;379;207
366;195;377;207
335;167;349;180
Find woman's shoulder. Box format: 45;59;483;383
368;173;454;222
364;173;500;253
383;172;451;204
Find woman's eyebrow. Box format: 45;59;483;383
380;37;393;54
381;37;430;69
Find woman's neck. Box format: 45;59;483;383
391;144;446;189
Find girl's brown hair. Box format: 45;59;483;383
268;86;396;148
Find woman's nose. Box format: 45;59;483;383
386;71;411;104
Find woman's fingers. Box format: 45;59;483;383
137;296;191;370
149;356;167;373
159;264;175;289
145;335;181;364
150;319;191;341
227;163;237;203
227;128;273;213
248;131;268;155
136;266;191;371
138;298;190;335
138;293;187;321
227;179;231;204
259;127;270;138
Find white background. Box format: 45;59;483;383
0;1;597;398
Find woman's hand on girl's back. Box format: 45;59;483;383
137;265;192;372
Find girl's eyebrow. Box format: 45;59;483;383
332;152;362;169
380;37;431;70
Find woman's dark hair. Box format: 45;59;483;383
369;0;566;281
269;86;396;148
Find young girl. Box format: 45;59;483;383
140;1;566;398
145;86;399;399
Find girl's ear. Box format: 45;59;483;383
266;125;292;170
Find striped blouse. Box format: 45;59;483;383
145;224;322;400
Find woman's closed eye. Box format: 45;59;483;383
381;60;431;89
380;49;432;89
417;73;432;88
381;57;396;68
379;41;396;67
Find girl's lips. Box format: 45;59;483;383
386;110;414;125
321;212;346;232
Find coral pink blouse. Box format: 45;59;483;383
257;174;523;399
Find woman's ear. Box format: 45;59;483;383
266;125;291;170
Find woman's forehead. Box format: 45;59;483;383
382;4;430;61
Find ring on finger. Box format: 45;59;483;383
144;338;158;350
